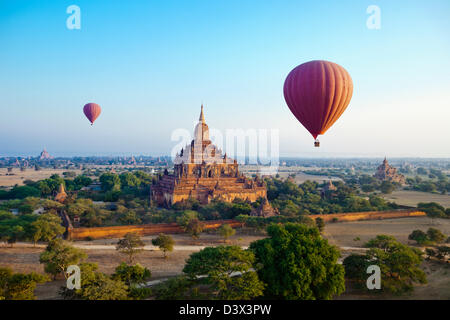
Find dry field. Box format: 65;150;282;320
381;190;450;208
74;231;264;248
1;218;449;300
325;216;450;300
0;231;264;278
323;216;450;247
0;168;82;187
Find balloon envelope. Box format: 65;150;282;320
83;103;102;125
283;60;353;140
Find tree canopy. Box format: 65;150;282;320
183;245;265;300
39;239;87;279
250;223;345;300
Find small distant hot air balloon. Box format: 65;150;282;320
283;60;353;147
83;103;102;125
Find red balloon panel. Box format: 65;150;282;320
283;60;353;139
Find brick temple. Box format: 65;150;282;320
151;105;272;212
374;157;406;184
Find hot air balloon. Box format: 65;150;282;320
83;103;102;125
283;60;353;147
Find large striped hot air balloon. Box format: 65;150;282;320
83;103;102;125
283;60;353;147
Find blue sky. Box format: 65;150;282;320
0;0;449;157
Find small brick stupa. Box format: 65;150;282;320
54;184;67;203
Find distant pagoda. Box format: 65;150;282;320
374;158;405;184
39;148;53;160
151;105;275;212
54;184;67;203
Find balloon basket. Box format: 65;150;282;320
314;139;320;147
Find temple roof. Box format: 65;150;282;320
54;183;67;203
199;104;205;123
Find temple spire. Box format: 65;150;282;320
199;104;205;123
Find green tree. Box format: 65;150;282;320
365;234;397;251
8;186;41;199
365;236;427;294
18;197;40;214
0;267;48;300
116;232;145;264
73;175;92;190
183;246;265;300
417;167;428;175
153;275;195;300
408;230;430;245
39;239;87;279
118;209;141;225
435;246;450;261
30;212;65;245
7;225;25;247
113;262;151;286
342;254;370;282
250;223;345;300
0;225;11;246
152;233;174;258
218;224;236;242
315;217;325;233
361;184;375;193
99;173;121;192
418;202;446;222
41;199;64;211
61;262;128;300
426;228;446;244
380;181;395;194
177;211;203;239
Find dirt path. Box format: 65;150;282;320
10;242;249;251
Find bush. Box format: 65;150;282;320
418;202;446;220
426;228;446;244
0;267;48;300
408;230;430;245
218;224;236;241
153;276;196;300
343;254;370;282
315;217;325;232
113;262;151;286
152;234;174;258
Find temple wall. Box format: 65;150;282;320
309;209;425;222
68;219;243;240
67;209;425;240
